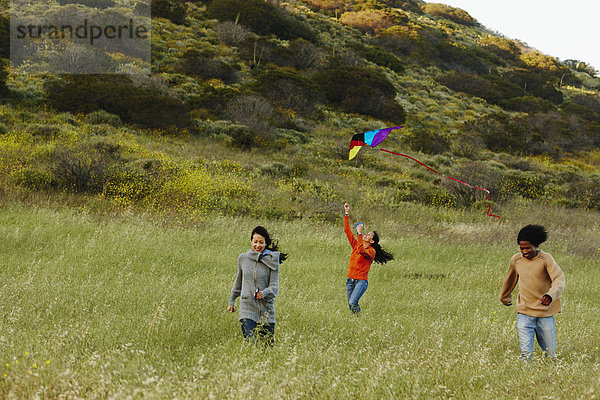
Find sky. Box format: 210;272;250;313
425;0;600;72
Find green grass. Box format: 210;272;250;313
1;203;599;399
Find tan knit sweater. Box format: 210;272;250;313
499;250;565;317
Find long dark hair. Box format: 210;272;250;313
371;231;394;264
251;226;288;263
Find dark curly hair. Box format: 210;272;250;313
251;226;287;263
517;225;548;247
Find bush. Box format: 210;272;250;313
0;58;9;98
222;95;275;139
44;75;191;129
340;9;404;34
206;0;316;41
435;41;489;74
151;0;187;25
402;128;450;155
314;66;406;123
11;168;54;191
438;73;502;104
478;35;520;61
500;96;555;114
214;20;251;47
249;66;320;115
175;49;239;84
508;69;563;104
48;138;126;193
352;43;405;74
257;162;294;179
463;113;535;154
422;3;476;26
85;110;123;127
0;16;9;59
56;0;115;8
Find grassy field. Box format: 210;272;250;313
1;203;599;399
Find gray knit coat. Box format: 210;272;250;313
229;249;280;324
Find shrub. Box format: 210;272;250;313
435;41;489;74
11;168;54;190
175;49;239;84
478;35;520;61
500;96;555;114
438;73;502;104
0;15;9;59
249;66;320;115
352;43;405;74
0;58;9;98
508;69;563;103
300;0;345;15
206;0;316;41
287;39;326;70
340;9;401;34
519;51;562;74
214;20;251;47
222;95;275;139
48;138;126;193
463;113;535;154
44;75;191;129
422;3;476;26
314;66;406;123
151;0;187;25
27;123;62;138
402;128;450;154
499;171;547;201
85;110;123;127
56;0;115;8
258;162;294;179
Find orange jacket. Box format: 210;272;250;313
344;216;376;280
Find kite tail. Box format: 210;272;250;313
378;148;500;220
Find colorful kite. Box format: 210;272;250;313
348;127;403;161
349;127;500;219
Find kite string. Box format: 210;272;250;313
378;148;500;219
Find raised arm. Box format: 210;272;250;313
344;202;357;247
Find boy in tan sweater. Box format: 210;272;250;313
499;225;565;360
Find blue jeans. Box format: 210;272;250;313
516;314;556;359
346;278;368;313
240;318;275;346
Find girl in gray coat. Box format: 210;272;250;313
228;226;287;345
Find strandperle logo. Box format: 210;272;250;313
10;0;151;74
14;18;149;46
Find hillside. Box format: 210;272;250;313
1;0;600;221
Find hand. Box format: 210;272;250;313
344;201;350;214
255;291;264;300
227;305;235;312
540;295;552;306
356;223;363;235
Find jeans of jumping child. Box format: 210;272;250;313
346;278;368;313
516;313;556;359
240;318;275;346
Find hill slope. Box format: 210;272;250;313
1;0;599;219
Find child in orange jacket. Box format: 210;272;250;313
343;202;394;313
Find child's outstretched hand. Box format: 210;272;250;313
344;201;350;214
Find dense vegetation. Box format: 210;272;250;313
1;0;599;221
